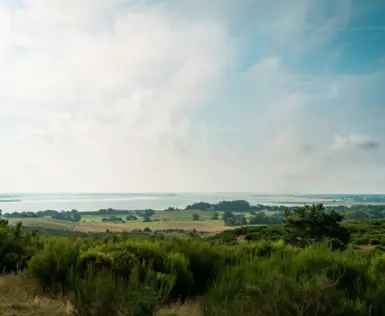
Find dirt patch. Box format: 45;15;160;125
74;221;234;233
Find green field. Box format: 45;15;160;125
7;218;76;230
6;211;237;233
4;209;286;233
81;210;227;223
78;210;230;232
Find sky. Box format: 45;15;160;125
0;0;385;194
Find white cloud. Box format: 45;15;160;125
0;0;384;193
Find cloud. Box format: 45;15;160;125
331;134;380;152
0;0;384;193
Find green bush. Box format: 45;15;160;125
201;243;382;316
27;238;81;294
77;240;193;300
0;221;37;273
68;264;174;316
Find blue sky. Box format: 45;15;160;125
0;0;384;193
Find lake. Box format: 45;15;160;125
0;193;334;213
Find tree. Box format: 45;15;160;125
214;200;251;212
143;215;152;222
185;202;211;210
211;211;219;220
234;214;247;226
71;212;82;222
223;211;235;226
222;211;246;226
144;209;155;217
284;204;350;249
192;214;200;221
249;212;270;225
126;215;138;221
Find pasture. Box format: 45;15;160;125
8;210;239;233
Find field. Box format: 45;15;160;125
9;210;240;233
7;218;77;231
81;210;222;222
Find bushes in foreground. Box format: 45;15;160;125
24;236;385;315
201;243;385;316
8;211;385;315
68;265;174;316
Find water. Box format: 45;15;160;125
0;193;334;213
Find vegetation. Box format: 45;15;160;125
192;214;200;221
3;204;385;315
4;201;385;232
4;209;82;222
101;216;125;223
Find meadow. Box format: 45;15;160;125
8;210;240;233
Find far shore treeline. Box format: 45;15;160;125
2;200;385;225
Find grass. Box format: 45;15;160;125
6;211;235;233
77;210;254;232
75;220;231;233
7;218;76;231
4;209;305;234
81;210;226;222
5;211;237;233
0;274;69;316
0;274;199;316
158;302;200;316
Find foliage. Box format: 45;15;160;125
249;212;283;225
126;214;138;221
101;216;125;223
52;210;82;222
185;202;211;210
284;204;350;249
200;243;377;316
6;204;385;315
211;211;219;220
0;220;38;273
27;238;81;294
192;214;200;221
68;264;174;316
222;211;247;226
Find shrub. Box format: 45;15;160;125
27;239;81;294
202;265;348;316
201;243;379;316
68;264;174;316
77;241;192;300
0;221;37;273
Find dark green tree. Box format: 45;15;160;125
142;215;152;222
284;204;350;249
211;211;219;220
223;211;235;226
192;214;200;221
144;209;155;217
